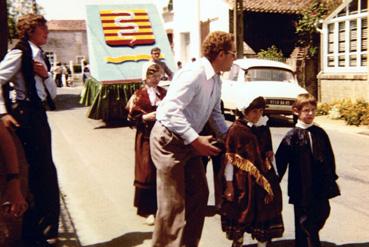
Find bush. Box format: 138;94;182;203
317;98;369;126
316;102;330;115
257;45;284;61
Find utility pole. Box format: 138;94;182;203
0;0;8;60
233;0;243;58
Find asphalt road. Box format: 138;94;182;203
49;87;369;247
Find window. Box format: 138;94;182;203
244;68;295;82
323;0;368;72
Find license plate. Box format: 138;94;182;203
267;99;294;105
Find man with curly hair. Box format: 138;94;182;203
150;31;236;247
0;14;59;246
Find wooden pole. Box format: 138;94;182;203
233;0;244;58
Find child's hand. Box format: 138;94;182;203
224;182;234;201
265;151;274;161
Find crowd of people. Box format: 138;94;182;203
0;13;341;247
129;31;340;247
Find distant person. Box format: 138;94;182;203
142;47;173;81
62;63;71;87
177;61;182;69
222;96;284;247
53;62;63;87
191;57;197;62
0;13;60;246
82;63;90;84
276;93;340;247
127;63;167;226
149;31;235;247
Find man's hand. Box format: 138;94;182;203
1;114;19;128
33;61;48;79
190;135;221;156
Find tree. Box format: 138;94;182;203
295;0;341;58
7;0;43;40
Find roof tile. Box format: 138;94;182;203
47;20;86;31
239;0;315;14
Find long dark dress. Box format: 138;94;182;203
127;85;166;217
221;119;284;242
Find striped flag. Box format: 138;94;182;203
100;9;155;47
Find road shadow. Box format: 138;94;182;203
84;231;152;247
53;93;85;111
244;240;369;247
94;120;135;129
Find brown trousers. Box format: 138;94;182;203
150;122;209;247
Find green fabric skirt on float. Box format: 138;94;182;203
80;77;142;122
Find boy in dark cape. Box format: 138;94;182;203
276;93;340;247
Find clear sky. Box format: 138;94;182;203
36;0;168;20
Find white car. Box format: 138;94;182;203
221;58;308;120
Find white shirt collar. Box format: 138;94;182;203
295;119;314;129
254;115;269;127
200;57;216;80
28;41;41;59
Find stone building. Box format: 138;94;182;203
318;0;368;102
43;20;88;67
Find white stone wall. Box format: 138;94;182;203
43;30;88;65
318;73;369;102
171;0;230;65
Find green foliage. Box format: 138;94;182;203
257;45;284;60
7;0;43;40
295;0;328;57
316;102;330;115
317;99;369;126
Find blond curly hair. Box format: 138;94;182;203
202;31;234;62
16;14;47;39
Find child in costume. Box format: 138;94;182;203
276;93;340;247
222;95;284;247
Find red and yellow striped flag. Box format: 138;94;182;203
100;9;155;47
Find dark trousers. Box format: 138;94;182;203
202;154;223;208
14;104;60;240
294;200;330;247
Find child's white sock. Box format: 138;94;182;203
257;241;267;247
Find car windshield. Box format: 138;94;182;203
244;67;295;82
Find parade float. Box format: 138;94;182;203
80;2;175;122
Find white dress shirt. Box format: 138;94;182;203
156;57;228;145
0;41;56;114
